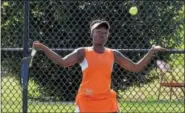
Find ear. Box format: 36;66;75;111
107;32;110;37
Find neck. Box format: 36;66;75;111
92;44;105;54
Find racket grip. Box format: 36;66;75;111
29;49;37;67
31;49;37;57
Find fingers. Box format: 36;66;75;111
32;41;41;50
154;46;167;52
154;45;162;49
33;40;40;44
151;45;167;53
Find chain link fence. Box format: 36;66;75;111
1;0;184;112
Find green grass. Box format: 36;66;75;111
2;72;184;113
2;100;184;113
120;100;184;113
2;101;75;112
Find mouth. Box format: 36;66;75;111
98;39;106;43
100;36;106;38
94;36;107;43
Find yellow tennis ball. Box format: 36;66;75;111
129;6;138;15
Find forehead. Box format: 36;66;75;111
94;27;108;31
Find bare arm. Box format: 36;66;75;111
33;41;85;67
114;46;166;72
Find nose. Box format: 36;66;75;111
100;32;108;37
100;35;107;41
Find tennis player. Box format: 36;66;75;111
32;19;166;112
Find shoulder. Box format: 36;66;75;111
75;47;86;56
104;48;116;60
111;49;124;61
76;47;92;53
105;47;114;52
75;47;88;63
104;47;121;56
112;49;120;54
105;48;119;55
75;47;85;52
76;46;94;53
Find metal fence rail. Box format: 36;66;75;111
2;48;185;53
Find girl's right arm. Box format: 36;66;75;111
33;41;85;68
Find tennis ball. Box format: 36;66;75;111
129;6;138;15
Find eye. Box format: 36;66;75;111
96;31;102;34
102;31;108;35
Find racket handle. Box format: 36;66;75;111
29;49;37;67
31;49;37;57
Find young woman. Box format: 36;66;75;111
32;19;166;112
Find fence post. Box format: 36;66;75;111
23;0;29;112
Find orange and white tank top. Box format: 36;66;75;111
78;47;114;96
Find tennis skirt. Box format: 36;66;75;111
75;90;119;112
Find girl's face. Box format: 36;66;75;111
92;27;109;45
